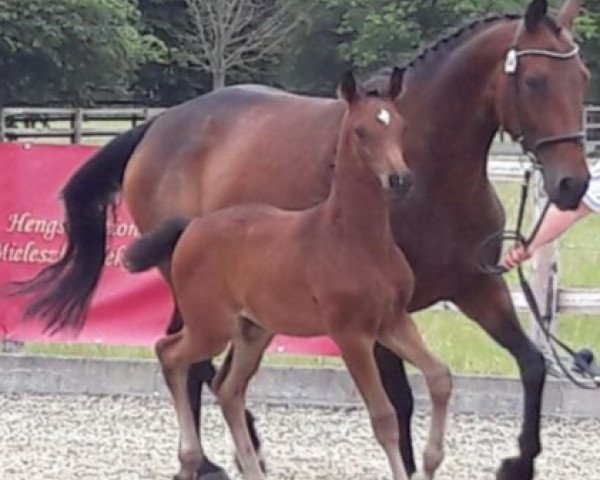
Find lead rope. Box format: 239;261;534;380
479;169;600;389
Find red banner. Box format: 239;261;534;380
0;143;339;355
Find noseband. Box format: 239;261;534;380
504;30;585;159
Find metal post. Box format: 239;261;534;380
529;168;559;351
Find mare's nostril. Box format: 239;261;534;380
557;176;588;209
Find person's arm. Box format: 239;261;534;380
500;201;593;269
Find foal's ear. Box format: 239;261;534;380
339;71;362;104
525;0;548;32
387;67;404;100
557;0;580;30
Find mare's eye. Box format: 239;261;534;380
524;75;547;91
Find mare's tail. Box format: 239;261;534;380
7;122;154;333
124;218;190;273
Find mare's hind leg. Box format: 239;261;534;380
333;333;408;480
453;275;545;480
377;313;452;480
214;321;273;480
157;328;228;480
375;345;417;475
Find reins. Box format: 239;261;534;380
478;167;600;389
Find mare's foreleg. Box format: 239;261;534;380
378;313;452;480
375;344;417;475
214;321;273;480
453;275;546;480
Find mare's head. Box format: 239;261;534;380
338;67;409;184
500;0;589;209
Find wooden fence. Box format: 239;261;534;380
2;106;600;351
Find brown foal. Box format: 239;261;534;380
125;70;451;480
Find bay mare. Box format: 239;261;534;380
12;1;590;479
125;71;451;480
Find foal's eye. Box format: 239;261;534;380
524;75;547;91
354;126;367;139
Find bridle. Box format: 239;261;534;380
503;25;585;160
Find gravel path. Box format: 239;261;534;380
1;393;599;480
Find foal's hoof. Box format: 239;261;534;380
197;459;233;480
496;456;534;480
234;453;267;475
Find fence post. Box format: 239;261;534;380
0;108;5;142
71;108;83;144
529;169;559;352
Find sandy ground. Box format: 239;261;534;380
1;393;599;480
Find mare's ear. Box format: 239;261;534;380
525;0;548;32
387;67;404;100
557;0;580;30
339;70;361;104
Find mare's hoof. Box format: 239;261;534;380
496;456;534;480
197;472;232;480
197;459;232;480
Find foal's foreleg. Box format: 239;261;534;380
335;334;409;480
214;323;273;480
378;313;452;480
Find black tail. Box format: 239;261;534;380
7;122;154;333
125;218;189;273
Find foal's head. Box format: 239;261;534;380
338;68;409;183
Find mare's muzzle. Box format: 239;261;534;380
551;175;589;210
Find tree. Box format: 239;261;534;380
0;0;163;105
180;0;302;90
136;0;212;105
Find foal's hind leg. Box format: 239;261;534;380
378;312;452;480
167;309;232;480
214;322;273;480
157;329;228;480
334;333;409;480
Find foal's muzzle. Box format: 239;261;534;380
389;172;413;197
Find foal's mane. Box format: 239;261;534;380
365;12;560;89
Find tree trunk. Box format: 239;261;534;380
212;68;226;90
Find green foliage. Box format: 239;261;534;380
0;0;163;105
136;0;211;104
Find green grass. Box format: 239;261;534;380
22;310;600;377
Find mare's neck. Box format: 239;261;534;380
323;125;391;244
401;20;518;185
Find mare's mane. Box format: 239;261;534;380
364;12;561;91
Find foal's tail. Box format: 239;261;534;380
7;122;154;333
125;218;190;273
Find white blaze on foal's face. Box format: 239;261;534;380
377;108;391;127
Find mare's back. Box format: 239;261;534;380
123;85;345;233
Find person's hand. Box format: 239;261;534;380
500;242;532;270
